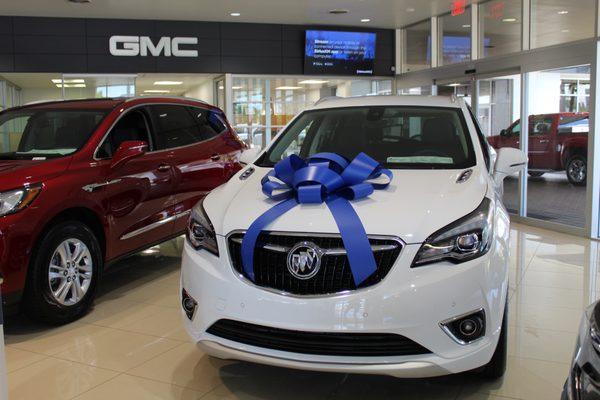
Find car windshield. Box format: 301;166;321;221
0;108;108;160
257;106;476;169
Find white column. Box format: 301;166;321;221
431;16;439;68
519;72;529;217
584;0;600;237
471;3;479;61
224;73;234;126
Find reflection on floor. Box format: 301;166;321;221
4;223;596;399
504;173;586;227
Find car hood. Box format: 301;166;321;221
205;165;490;244
0;157;72;191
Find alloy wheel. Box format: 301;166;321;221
568;159;586;184
48;238;93;306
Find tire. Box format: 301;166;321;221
24;221;102;324
528;171;545;178
480;299;508;379
566;155;587;186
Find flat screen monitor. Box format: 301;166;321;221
304;30;376;76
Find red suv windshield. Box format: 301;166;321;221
0;108;109;160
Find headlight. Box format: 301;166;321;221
186;198;218;256
0;184;42;217
412;197;493;267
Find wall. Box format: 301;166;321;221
183;79;214;104
0;16;395;77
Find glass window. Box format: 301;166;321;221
525;65;591;227
187;106;226;140
97;109;151;159
149;105;202;150
404;20;432;72
259;106;476;170
439;8;471;66
531;0;595;48
0;109;107;158
479;0;522;57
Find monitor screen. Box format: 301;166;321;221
304;30;376;76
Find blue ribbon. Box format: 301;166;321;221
241;152;393;286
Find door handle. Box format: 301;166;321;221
157;164;171;172
210;154;221;161
539;139;549;143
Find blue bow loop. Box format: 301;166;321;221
241;152;393;285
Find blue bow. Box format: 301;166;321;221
241;152;393;286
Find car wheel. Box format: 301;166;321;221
566;155;587;186
480;299;508;379
24;221;101;324
528;171;545;178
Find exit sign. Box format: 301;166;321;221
451;0;467;16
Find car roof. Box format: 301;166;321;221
310;95;463;110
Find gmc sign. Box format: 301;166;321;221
109;35;199;57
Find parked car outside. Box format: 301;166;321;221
180;95;527;379
0;97;244;324
487;113;588;185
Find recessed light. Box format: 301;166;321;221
558;10;569;15
406;7;415;12
329;9;349;14
360;18;371;23
462;24;471;28
502;18;517;22
561;29;570;33
276;86;302;90
144;89;170;93
218;85;224;90
153;81;183;85
55;83;86;88
232;86;244;90
299;80;330;84
447;83;462;87
230;12;241;17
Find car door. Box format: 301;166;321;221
147;104;227;234
528;115;555;169
95;107;176;259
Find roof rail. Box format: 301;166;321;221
123;95;208;104
314;96;343;106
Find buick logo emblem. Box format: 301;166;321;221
287;242;322;280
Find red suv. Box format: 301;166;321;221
0;97;243;323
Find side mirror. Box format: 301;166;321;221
239;147;261;165
110;140;147;169
499;129;508;137
493;147;528;186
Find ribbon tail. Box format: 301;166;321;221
326;196;377;286
241;198;298;281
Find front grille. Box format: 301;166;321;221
207;319;431;357
228;231;402;295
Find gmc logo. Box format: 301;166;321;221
109;35;198;57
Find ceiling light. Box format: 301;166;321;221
406;7;415;12
447;83;462;87
299;79;330;84
557;10;569;15
276;86;302;90
462;24;471;28
329;9;349;14
230;12;241;17
51;78;85;84
218;85;224;90
153;81;183;85
144;89;170;93
561;29;570;33
231;86;243;90
55;83;86;88
360;18;371;23
502;18;517;22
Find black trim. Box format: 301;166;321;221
207;319;432;357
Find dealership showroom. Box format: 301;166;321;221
5;0;600;399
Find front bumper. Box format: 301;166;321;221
180;235;508;378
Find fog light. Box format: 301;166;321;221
440;309;485;344
181;289;197;320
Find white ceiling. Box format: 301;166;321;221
0;0;471;29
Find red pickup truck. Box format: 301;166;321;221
487;112;589;185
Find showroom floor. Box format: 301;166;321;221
3;222;595;400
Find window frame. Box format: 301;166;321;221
94;106;154;160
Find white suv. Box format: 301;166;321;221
180;95;526;379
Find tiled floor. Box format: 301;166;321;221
4;222;596;400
